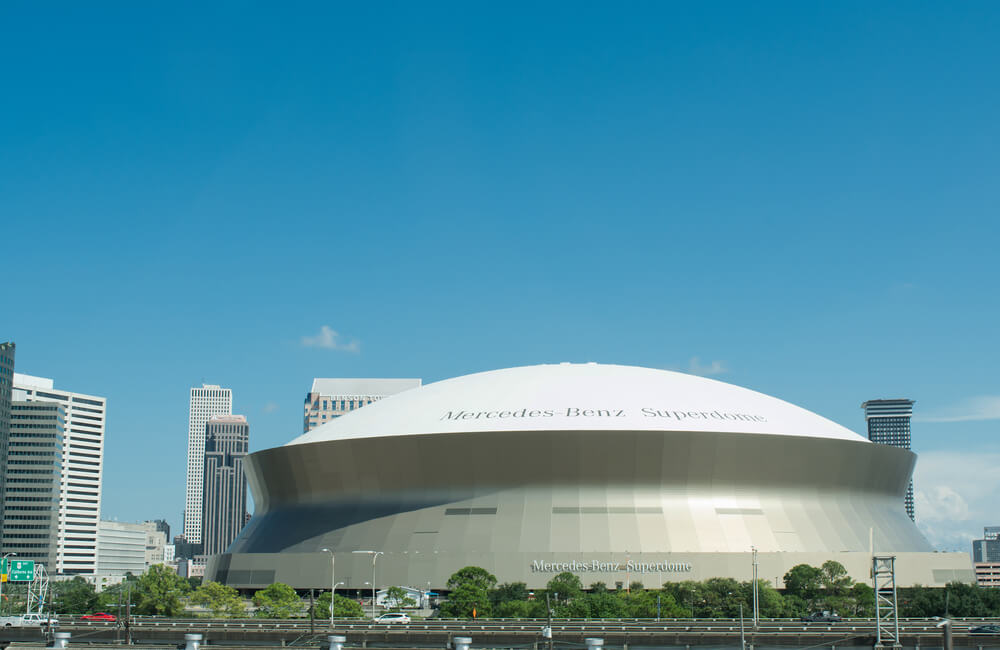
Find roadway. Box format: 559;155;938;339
4;617;1000;648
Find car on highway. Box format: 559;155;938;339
80;612;117;622
375;612;411;624
801;611;842;622
970;625;1000;634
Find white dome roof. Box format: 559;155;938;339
289;363;866;445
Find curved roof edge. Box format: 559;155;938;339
288;363;867;445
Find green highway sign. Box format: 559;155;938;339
0;559;35;582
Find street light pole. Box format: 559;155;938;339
751;546;759;629
320;548;335;628
0;553;16;617
353;550;384;619
739;602;745;650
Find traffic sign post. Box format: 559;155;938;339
3;559;35;582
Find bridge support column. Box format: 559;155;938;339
454;636;472;650
184;633;203;650
328;634;347;650
52;632;71;649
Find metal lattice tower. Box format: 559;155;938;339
873;556;901;649
26;564;49;616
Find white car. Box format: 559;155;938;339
375;612;411;624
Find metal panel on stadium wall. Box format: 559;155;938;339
205;429;973;589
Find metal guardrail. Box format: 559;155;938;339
55;617;1000;634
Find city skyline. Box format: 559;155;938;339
2;2;999;554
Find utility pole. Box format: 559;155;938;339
115;586;122;645
545;592;554;650
125;582;132;645
751;546;759;629
739;602;745;650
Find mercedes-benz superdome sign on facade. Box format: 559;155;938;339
206;363;973;590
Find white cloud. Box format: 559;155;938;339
913;450;1000;550
916;395;1000;422
687;357;728;376
300;325;360;352
262;401;279;413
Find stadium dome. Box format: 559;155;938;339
289;363;868;444
206;363;973;591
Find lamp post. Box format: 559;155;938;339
751;546;759;629
739;602;745;650
0;553;16;616
353;551;384;619
320;548;335;628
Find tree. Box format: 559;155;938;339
585;591;626;618
253;583;302;618
491;582;529;606
97;579;138;612
820;561;852;597
755;580;786;618
191;581;245;617
384;586;417;610
782;564;823;607
134;565;191;616
699;577;744;618
311;593;365;619
52;577;98;614
850;583;875;617
546;572;583;601
621;589;661;618
439;582;491;618
819;560;853;611
661;580;704;617
446;566;497;592
496;599;536;618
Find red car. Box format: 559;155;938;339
81;613;116;622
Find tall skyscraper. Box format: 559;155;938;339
0;342;15;541
1;401;64;568
862;398;915;521
303;378;421;432
13;373;107;575
184;385;232;545
202;415;249;556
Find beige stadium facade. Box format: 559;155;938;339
205;363;973;591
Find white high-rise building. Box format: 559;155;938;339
97;520;146;576
184;384;232;545
13;373;107;575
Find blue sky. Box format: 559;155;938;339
2;2;998;551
